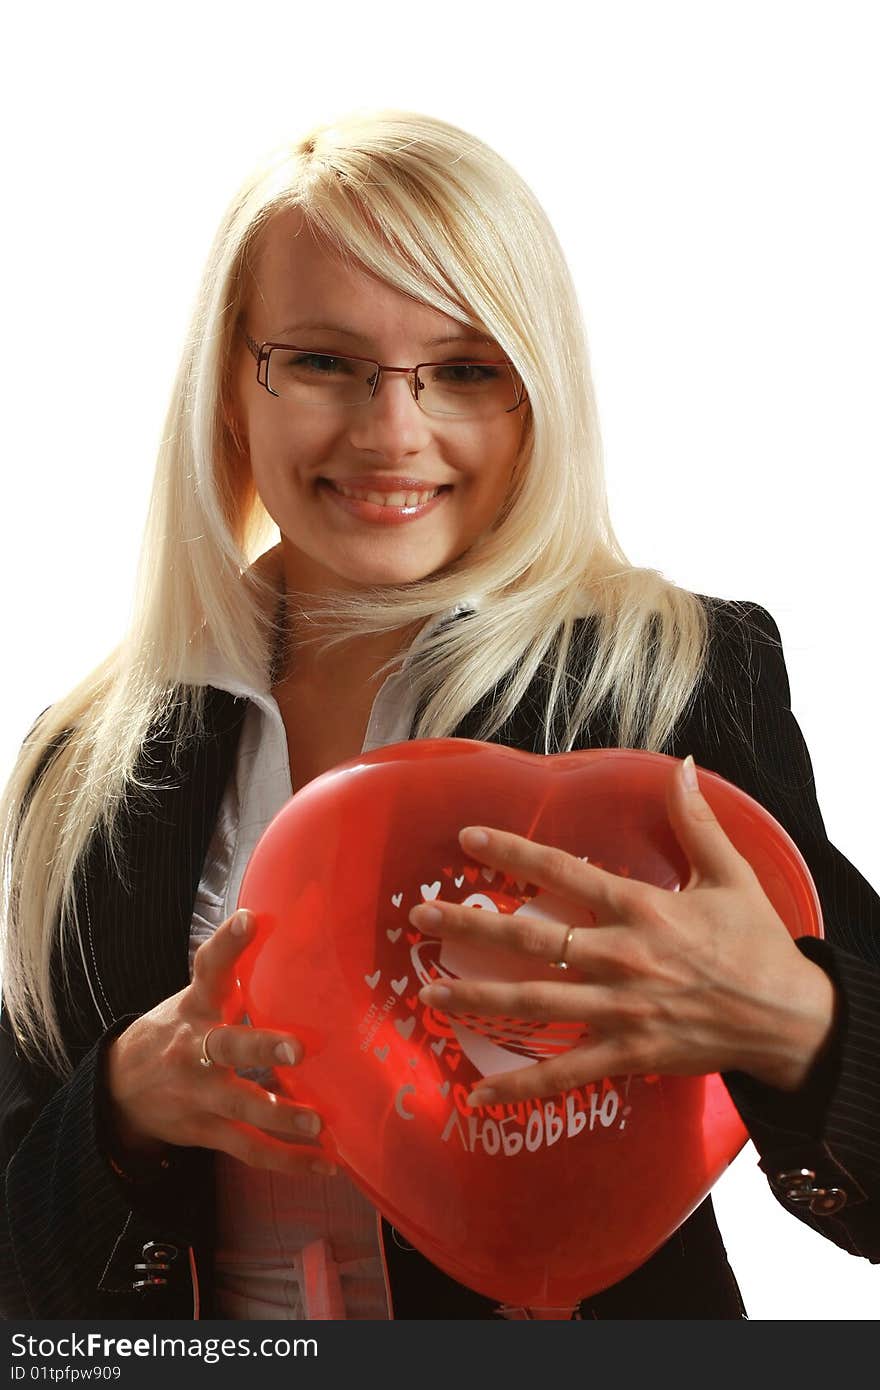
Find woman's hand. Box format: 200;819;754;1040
410;755;837;1106
104;909;334;1178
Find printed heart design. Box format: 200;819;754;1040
391;976;408;996
406;996;419;1011
391;892;404;908
238;738;822;1313
387;927;403;943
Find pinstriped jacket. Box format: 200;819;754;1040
2;599;879;1319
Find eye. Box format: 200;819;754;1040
287;352;352;374
434;363;502;385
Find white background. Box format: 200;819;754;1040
2;1;878;1319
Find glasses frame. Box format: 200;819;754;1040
241;330;528;415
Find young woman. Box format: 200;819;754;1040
1;109;878;1320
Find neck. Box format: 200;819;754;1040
257;542;431;694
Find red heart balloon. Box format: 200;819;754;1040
235;740;822;1314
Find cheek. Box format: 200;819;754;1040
246;412;335;486
474;427;522;497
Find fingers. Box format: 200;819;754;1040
456;826;650;923
200;1022;304;1072
409;900;642;980
466;1043;629;1105
419;975;615;1024
194;1115;338;1178
200;1070;323;1141
191;909;255;1012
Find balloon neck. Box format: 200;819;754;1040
524;1306;578;1320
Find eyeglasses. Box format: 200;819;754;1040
241;329;527;420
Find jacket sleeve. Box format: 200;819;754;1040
673;599;880;1262
0;718;212;1318
0;990;214;1318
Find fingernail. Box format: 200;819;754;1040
293;1113;321;1138
420;984;452;1005
231;910;252;936
411;904;442;926
460;827;489;849
275;1041;299;1065
467;1087;496;1107
311;1159;337;1176
682;755;699;793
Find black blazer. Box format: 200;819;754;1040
2;599;879;1320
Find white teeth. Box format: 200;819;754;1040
332;482;441;507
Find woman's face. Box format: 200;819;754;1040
231;210;528;596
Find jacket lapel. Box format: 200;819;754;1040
84;687;249;1023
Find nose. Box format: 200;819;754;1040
346;369;434;457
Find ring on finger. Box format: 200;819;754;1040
548;925;576;971
199;1024;223;1068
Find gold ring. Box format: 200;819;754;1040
199;1025;222;1068
549;926;576;971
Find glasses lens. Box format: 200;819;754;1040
418;361;523;418
266;350;375;405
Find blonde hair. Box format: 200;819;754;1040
1;108;745;1075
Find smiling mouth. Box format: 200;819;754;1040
320;479;451;508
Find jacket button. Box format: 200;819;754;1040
773;1168;847;1214
133;1241;180;1290
808;1188;847;1215
141;1241;179;1262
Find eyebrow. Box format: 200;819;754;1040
273;321;494;348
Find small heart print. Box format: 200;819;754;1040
365;970;381;990
374;1044;390;1063
408;1058;417;1069
391;892;403;908
391;976;408;996
481;867;496;882
438;1081;451;1097
430;1038;447;1056
406;996;418;1011
420;881;441;901
454;875;465;888
463;866;479;884
395;1017;416;1041
445;1050;462;1071
387;927;403;943
406;931;422;945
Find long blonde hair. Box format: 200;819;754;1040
1;108;744;1075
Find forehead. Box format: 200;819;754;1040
245;207;489;346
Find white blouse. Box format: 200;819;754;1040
188;603;474;1319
